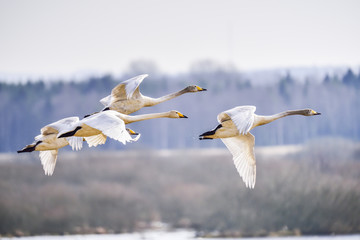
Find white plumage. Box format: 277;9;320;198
200;105;321;189
57;111;141;146
17;117;84;176
100;74;148;106
99;74;206;114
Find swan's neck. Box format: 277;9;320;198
121;112;171;124
145;88;188;106
254;110;307;127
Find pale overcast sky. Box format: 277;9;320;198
0;0;359;79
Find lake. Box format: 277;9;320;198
1;230;359;240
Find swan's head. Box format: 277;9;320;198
169;110;188;118
304;109;321;116
186;85;207;92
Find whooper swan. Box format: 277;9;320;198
17;117;84;176
99;74;206;114
17;117;140;175
58;109;187;140
199;106;321;189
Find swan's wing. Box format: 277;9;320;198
85;133;107;147
100;95;112;106
66;136;83;151
221;133;256;189
123;74;148;99
34;134;44;141
111;74;148;100
39;150;58;176
41;117;80;135
81;112;134;145
218;106;256;135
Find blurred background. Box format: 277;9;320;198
0;0;359;238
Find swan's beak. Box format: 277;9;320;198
178;112;188;118
311;110;321;115
199;132;213;140
126;128;139;136
197;86;207;91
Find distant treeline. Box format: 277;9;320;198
1;67;360;152
0;139;359;236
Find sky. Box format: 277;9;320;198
0;0;359;80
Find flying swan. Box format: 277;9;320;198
99;74;206;114
17;117;140;175
199;106;321;189
58;110;187;141
17;117;84;176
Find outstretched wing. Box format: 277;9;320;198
41;117;80;135
85;133;107;147
66;136;83;151
81;111;134;145
100;74;148;106
218;106;256;135
221;133;256;189
39;150;58;176
122;74;148;99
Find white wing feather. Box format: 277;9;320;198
221;106;256;135
221;133;256;189
100;95;112;106
39;150;58;176
123;74;148;99
99;74;148;106
46;117;79;131
85;134;107;147
66;136;83;151
81;111;134;145
44;117;80;137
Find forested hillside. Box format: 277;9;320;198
1;141;359;236
1;67;359;152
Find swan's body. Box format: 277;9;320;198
58;110;187;141
100;74;206;114
17;117;84;176
199;106;321;189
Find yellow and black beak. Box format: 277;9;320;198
196;86;207;91
126;128;140;135
178;112;188;118
312;110;321;115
